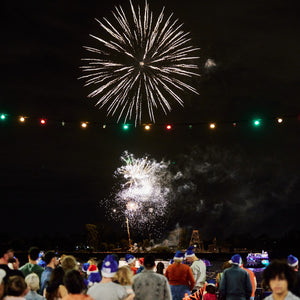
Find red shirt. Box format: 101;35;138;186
165;263;195;290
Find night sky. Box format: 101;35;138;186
1;0;299;242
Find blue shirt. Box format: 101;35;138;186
40;267;53;294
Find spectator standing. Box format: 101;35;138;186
45;267;67;300
40;252;59;296
25;273;45;300
219;254;252;300
133;254;172;300
113;266;134;297
86;265;101;288
37;253;47;269
60;257;77;273
124;255;137;275
203;282;217;300
0;269;6;299
62;270;93;300
156;262;165;275
136;258;144;274
262;259;300;300
87;255;133;300
19;248;44;283
288;255;300;297
216;261;232;288
0;247;24;285
241;262;257;300
165;251;195;300
185;246;206;293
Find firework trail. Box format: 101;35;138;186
108;151;173;236
80;0;200;125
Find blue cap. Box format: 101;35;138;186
185;246;195;258
287;255;298;267
174;251;184;260
125;254;136;265
230;254;242;266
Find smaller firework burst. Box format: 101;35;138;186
107;151;173;236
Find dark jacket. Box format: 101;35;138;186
219;265;252;300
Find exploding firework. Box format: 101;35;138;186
80;0;200;125
108;151;173;236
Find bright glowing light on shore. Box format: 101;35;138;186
209;123;216;129
19;116;25;122
81;122;88;128
277;117;283;123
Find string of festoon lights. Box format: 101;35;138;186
0;112;298;131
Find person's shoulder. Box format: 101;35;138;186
263;294;273;300
87;282;101;294
19;263;29;270
287;291;300;300
36;293;45;300
34;264;44;271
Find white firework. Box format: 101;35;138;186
80;0;200;125
112;151;173;232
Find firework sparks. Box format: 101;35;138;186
80;0;200;125
108;151;173;235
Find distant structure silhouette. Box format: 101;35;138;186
189;230;204;252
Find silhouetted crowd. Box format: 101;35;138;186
1;245;300;300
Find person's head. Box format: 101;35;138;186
25;273;40;292
185;246;196;263
230;254;242;266
63;270;85;294
28;247;40;261
173;251;184;264
5;276;28;297
61;255;78;272
7;249;15;259
125;254;136;267
87;258;97;266
0;246;11;264
222;260;232;270
113;266;133;286
101;255;118;278
287;255;298;270
143;254;155;270
44;251;58;267
262;260;296;296
156;262;165;274
206;283;216;294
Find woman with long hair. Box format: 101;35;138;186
45;267;67;300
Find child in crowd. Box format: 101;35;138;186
113;266;134;297
203;282;217;300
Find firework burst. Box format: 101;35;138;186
80;0;200;125
108;151;173;235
